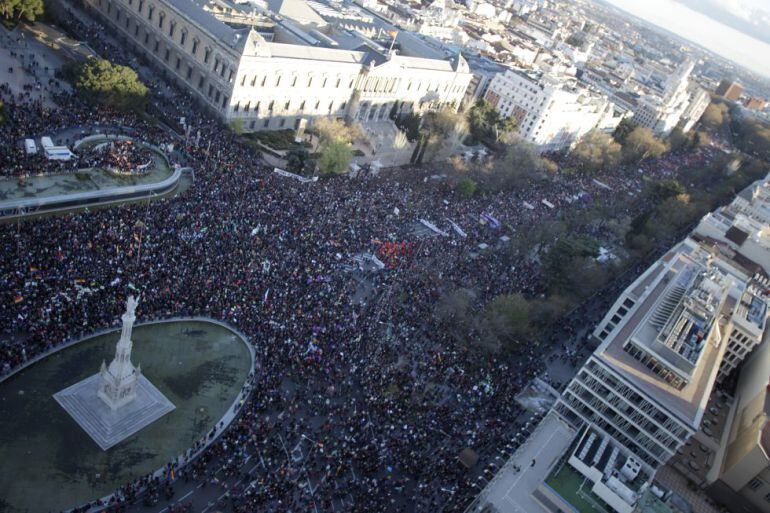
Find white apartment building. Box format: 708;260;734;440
632;60;708;135
84;0;472;132
484;69;617;151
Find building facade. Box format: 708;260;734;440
716;79;744;101
84;0;472;132
484;68;617;151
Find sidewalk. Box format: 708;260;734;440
472;412;577;513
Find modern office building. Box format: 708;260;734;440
554;248;731;473
716;79;744;101
83;0;472;132
484;68;619;151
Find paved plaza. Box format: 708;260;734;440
474;413;577;513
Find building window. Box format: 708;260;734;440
263;119;269;128
349;78;354;88
138;0;143;11
191;39;198;55
750;478;764;490
147;5;154;20
134;24;139;36
198;77;205;89
244;102;250;112
234;102;239;112
175;57;181;70
291;76;297;87
328;101;333;112
280;119;285;127
158;12;164;29
241;75;246;87
254;101;260;112
164;48;170;62
336;78;340;88
284;101;290;110
169;21;175;38
299;100;305;111
215;91;221;102
249;120;255;129
275;76;281;86
268;101;274;111
186;66;192;79
180;30;186;46
204;48;211;64
322;77;327;87
308;77;312;87
222;95;228;108
208;85;213;97
315;100;320;110
261;76;266;86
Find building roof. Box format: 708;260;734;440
725;226;749;247
167;0;249;51
264;41;366;63
595;249;729;429
266;0;326;24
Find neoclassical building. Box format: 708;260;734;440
83;0;472;131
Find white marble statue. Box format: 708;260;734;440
97;295;142;410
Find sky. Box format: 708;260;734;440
603;0;770;78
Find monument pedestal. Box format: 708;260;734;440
54;373;175;450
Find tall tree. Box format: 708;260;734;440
571;129;621;173
65;58;148;112
317;139;352;175
621;127;668;163
0;0;43;22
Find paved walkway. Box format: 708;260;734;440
472;413;577;513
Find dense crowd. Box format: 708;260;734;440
0;7;722;513
83;140;155;175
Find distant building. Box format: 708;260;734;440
745;97;768;111
716;79;744;101
484;68;618;151
632;61;705;135
680;83;711;133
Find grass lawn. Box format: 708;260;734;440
545;464;609;513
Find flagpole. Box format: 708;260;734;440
388;31;397;54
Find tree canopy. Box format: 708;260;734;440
63;58;148;112
0;0;43;22
313;118;363;145
317;139;352;175
467;99;517;145
571;130;621;173
621;126;668;163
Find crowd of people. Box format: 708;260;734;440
0;6;724;513
82;139;156;175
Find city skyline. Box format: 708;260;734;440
604;0;770;79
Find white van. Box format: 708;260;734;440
24;138;38;155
